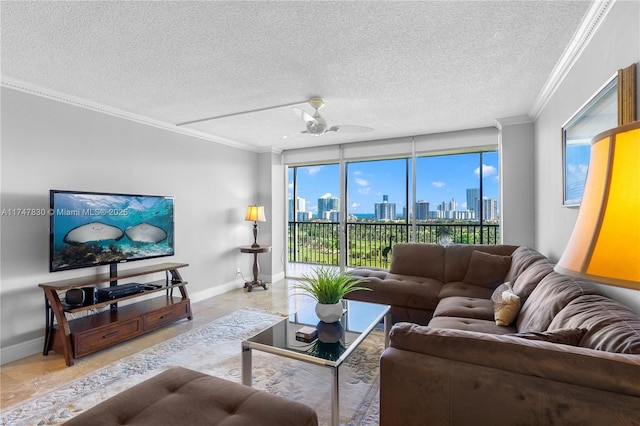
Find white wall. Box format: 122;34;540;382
0;87;263;362
257;152;287;283
534;0;640;311
497;117;535;248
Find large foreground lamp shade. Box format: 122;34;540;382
245;205;266;248
555;121;640;290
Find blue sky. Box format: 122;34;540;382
289;152;500;215
564;142;590;203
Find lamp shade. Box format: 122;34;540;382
245;205;266;222
555;121;640;289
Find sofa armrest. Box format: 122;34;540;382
389;323;640;396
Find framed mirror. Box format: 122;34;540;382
562;75;618;206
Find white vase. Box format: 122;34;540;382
315;301;343;323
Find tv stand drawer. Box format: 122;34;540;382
74;318;142;357
143;300;190;331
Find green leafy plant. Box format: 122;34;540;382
293;266;371;304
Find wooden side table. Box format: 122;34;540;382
239;245;272;291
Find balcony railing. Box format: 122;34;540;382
288;221;500;268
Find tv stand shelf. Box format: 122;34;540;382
39;262;192;366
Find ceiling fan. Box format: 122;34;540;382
284;97;374;139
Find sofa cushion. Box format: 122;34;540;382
389;243;445;281
491;282;520;326
462;250;512;288
511;258;554;302
346;271;442;311
444;244;517;283
439;282;494;300
432;296;493;320
428;316;516;334
549;294;640;354
511;328;587;346
504;246;547;284
516;272;594;333
349;266;388;281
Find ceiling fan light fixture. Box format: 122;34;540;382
308;97;325;111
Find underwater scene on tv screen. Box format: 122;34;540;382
50;192;174;272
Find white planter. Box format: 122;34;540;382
315;301;343;323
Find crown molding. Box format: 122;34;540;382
494;116;533;130
0;77;260;153
529;0;615;120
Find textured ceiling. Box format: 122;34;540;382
1;1;592;152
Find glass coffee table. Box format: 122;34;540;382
241;300;391;426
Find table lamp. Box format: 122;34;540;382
554;121;639;289
245;205;266;248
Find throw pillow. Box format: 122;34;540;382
491;282;520;326
463;250;512;288
511;328;587;346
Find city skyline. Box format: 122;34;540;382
288;152;500;217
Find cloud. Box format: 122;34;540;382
567;163;588;176
352;171;363;175
351;202;360;209
474;164;497;177
353;175;371;194
354;177;368;186
319;193;333;199
306;166;323;175
432;181;446;188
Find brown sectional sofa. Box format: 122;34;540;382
347;243;640;425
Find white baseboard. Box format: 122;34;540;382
1;336;45;366
271;271;285;284
0;278;247;366
189;278;245;303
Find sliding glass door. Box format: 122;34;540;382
415;151;500;244
287;164;340;266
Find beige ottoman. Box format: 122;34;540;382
63;367;318;426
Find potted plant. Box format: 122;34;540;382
293;266;371;323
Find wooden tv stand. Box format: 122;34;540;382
39;262;192;366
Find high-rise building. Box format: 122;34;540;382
482;197;499;221
317;194;339;220
416;200;430;221
297;211;312;221
375;195;396;221
288;197;307;221
466;188;479;213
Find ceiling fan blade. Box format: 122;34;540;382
329;125;374;134
282;130;309;140
292;107;315;123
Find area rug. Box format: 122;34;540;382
1;309;382;426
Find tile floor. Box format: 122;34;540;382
1;276;316;409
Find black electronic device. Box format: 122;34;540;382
65;287;97;306
82;287;96;305
65;288;85;306
97;283;146;301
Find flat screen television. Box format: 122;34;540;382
49;190;175;272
